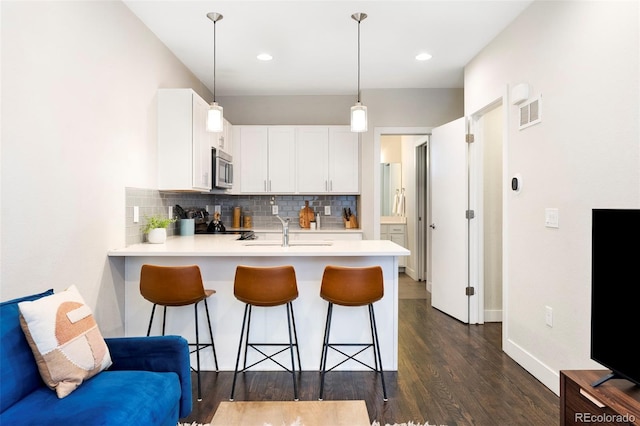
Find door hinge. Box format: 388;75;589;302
465;209;475;219
466;133;475;143
465;286;475;296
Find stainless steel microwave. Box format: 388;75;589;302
212;148;233;189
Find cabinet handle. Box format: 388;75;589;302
325;181;328;191
329;180;333;191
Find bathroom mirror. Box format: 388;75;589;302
380;163;402;216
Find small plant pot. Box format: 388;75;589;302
147;228;167;244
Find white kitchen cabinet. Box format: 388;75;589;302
238;126;295;193
157;89;212;191
212;118;233;156
296;126;359;194
381;223;407;267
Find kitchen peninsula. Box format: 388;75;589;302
108;235;409;372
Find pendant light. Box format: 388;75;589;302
206;12;224;132
350;13;367;133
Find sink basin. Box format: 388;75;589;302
242;240;333;247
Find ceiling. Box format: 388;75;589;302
123;0;533;97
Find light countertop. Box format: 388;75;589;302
108;235;409;257
380;216;407;224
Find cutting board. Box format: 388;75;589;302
299;201;315;229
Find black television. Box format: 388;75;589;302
590;208;640;387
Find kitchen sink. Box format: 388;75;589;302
242;240;333;247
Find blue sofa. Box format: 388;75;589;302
0;289;192;425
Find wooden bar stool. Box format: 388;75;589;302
230;265;301;401
139;264;219;402
318;265;388;401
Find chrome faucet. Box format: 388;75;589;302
275;215;290;247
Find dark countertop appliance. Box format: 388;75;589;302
196;221;255;240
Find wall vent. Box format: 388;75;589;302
519;95;542;130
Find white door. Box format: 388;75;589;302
430;117;470;323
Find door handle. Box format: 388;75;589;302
429;223;436;229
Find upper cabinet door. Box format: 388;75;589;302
296;127;329;193
157;88;212;191
328;127;359;193
239;126;269;193
213;119;233;156
192;95;212;190
267;127;296;193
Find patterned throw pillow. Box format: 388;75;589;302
18;285;112;398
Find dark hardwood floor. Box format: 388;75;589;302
181;274;559;425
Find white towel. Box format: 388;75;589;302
392;192;399;215
397;192;405;217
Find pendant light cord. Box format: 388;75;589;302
213;20;217;102
357;18;361;103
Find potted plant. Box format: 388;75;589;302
143;215;176;244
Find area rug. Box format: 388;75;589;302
179;421;440;426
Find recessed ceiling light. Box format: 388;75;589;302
416;53;432;61
257;53;273;61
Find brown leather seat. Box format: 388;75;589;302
140;264;215;306
139;264;218;402
320;265;383;306
234;265;299;306
318;265;387;401
230;265;301;401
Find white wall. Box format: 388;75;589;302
1;1;211;335
465;1;639;393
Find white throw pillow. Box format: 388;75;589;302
18;285;112;398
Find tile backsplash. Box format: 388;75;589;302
125;187;357;246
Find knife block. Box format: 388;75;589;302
344;215;358;229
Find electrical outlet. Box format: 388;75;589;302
272;205;279;215
324;206;331;215
545;306;553;327
168;206;173;219
133;206;139;223
214;205;221;214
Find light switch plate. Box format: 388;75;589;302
545;208;559;228
272;205;278;215
133;206;139;223
324;206;331;215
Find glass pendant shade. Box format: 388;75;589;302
350;102;368;132
207;102;224;132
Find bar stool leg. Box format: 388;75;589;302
288;302;302;372
161;306;167;336
146;304;157;337
318;302;334;401
203;298;219;371
286;301;299;401
230;304;250;401
369;304;388;401
194;302;202;401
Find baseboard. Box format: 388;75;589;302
484;309;502;322
503;337;560;395
403;266;417;281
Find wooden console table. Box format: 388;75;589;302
560;370;640;425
